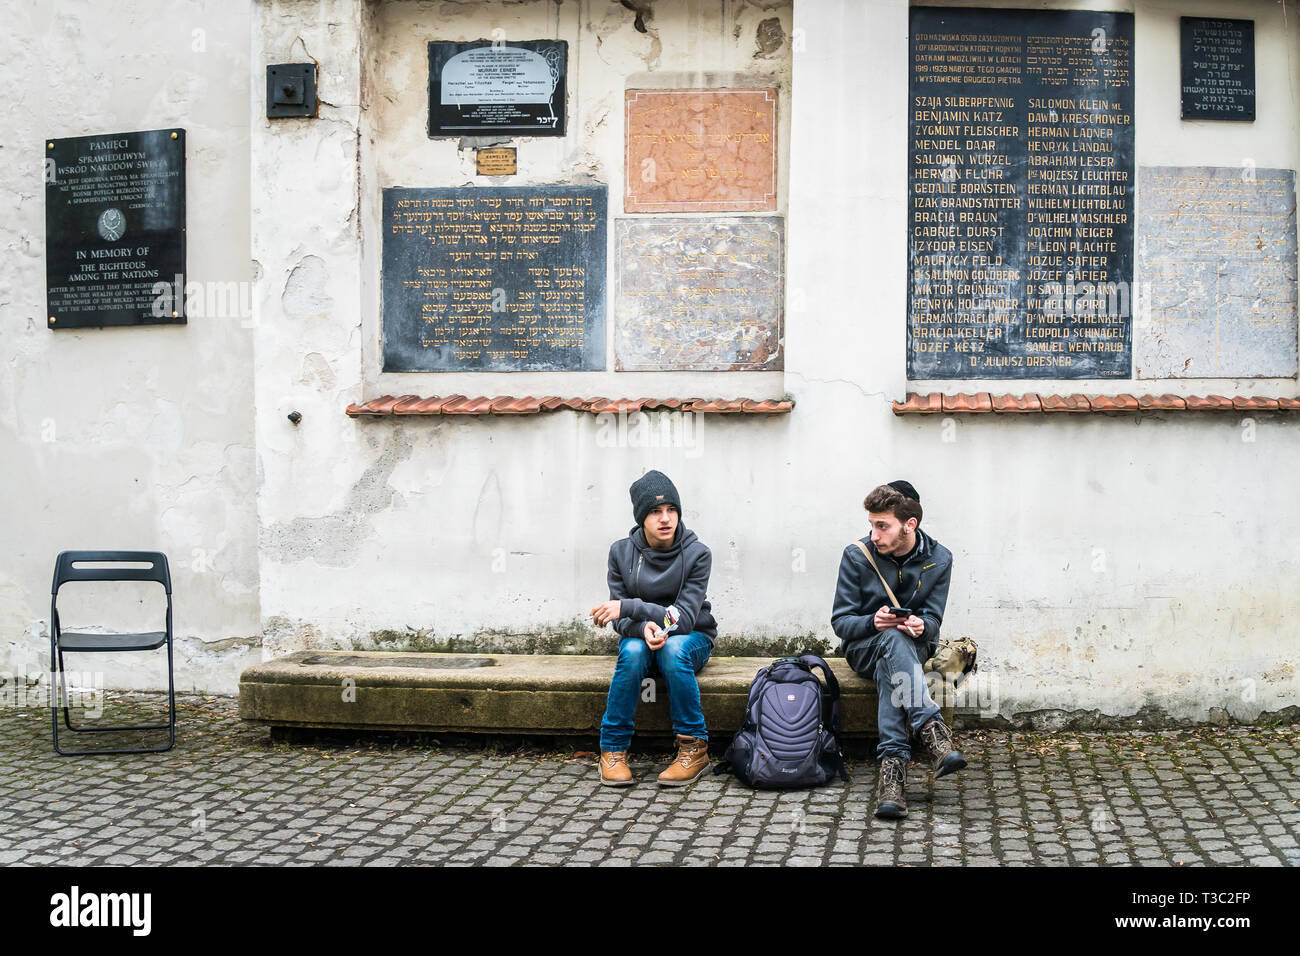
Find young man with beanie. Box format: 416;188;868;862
589;470;717;787
831;480;965;819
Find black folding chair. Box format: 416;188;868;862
50;550;175;754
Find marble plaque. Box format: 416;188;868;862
615;217;783;371
908;7;1135;379
624;89;777;213
382;185;606;372
1181;18;1255;121
44;128;186;328
1136;166;1297;378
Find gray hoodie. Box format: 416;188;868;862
607;523;717;644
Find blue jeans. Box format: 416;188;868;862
845;627;941;761
599;630;711;752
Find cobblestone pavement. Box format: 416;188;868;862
1;694;1298;866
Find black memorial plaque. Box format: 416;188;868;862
44;128;186;329
1180;18;1255;121
908;8;1134;379
428;40;567;137
382;185;606;371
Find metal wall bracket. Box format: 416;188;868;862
267;63;317;118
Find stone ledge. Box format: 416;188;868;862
238;650;958;738
893;392;1300;415
346;395;794;417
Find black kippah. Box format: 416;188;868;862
887;479;920;503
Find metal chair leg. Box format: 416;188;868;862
52;644;177;755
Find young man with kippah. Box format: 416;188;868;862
831;480;965;819
589;470;718;787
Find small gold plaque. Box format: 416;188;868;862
475;147;517;177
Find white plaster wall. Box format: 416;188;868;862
3;0;1293;720
0;0;261;694
248;0;1300;725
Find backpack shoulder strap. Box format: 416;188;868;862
796;653;839;699
796;653;843;735
851;540;901;608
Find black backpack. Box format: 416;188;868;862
714;654;849;789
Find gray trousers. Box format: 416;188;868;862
845;627;942;760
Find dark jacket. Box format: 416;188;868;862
831;528;953;655
608;523;717;644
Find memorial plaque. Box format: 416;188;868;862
1181;18;1255;121
1136;167;1296;378
624;89;777;213
382;185;606;372
475;147;517;176
615;217;783;371
44;128;186;329
428;40;566;137
908;7;1134;379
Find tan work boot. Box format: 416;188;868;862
918;717;967;779
599;750;634;787
875;755;908;819
657;735;710;786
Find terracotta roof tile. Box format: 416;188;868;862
440;395;490;414
1233;396;1279;411
1041;393;1092;413
990;393;1042;413
538;396;584;411
351;391;1296;421
1088;394;1140;412
1185;395;1236;411
740;399;793;413
345;398;383;417
489;396;539;414
892;393;944;415
346;395;794;418
691;399;748;413
894;392;1297;415
359;395;408;415
942;392;993;413
389;395;430;414
1135;394;1184;410
400;396;449;414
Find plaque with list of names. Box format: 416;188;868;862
382;185;606;372
428;40;567;137
44;128;186;329
908;7;1135;379
1180;18;1255;121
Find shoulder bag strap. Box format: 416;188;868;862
851;540;901;608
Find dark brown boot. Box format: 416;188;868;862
875;756;907;819
918;717;967;779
